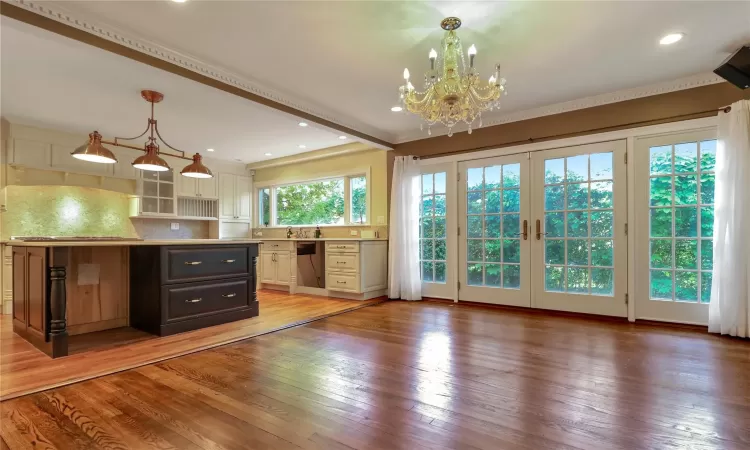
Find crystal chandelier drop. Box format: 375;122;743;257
398;17;507;137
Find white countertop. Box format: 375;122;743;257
257;237;387;241
5;239;261;247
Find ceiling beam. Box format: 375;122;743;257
0;1;393;149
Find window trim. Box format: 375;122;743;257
253;167;371;228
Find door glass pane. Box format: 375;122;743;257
420;172;447;284
648;139;716;303
465;163;522;289
543;151;614;296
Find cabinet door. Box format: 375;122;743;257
26;247;47;339
12;247;26;327
199;176;219;199
259;252;276;284
235;175;252;221
275;252;291;285
219;173;236;219
176;176;197;198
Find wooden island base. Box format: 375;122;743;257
9;241;261;358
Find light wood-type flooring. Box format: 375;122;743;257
0;290;380;400
2;299;749;449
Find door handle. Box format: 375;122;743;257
272;253;276;262
522;220;528;240
185;298;202;303
222;293;237;298
222;259;236;263
184;261;202;265
535;219;549;240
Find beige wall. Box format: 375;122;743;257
252;147;389;238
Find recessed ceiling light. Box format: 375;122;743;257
298;144;307;149
298;122;308;127
660;33;684;45
264;152;272;156
339;135;347;140
206;148;214;152
391;106;403;112
171;0;188;3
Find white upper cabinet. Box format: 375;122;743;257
218;173;252;221
198;177;219;199
176;176;198;198
176;175;219;199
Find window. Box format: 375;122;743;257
420;172;447;283
350;176;367;224
258;188;270;226
257;173;368;227
648;139;716;303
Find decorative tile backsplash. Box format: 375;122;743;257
1;186;209;240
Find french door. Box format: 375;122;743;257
530;141;628;317
458;155;531;306
456;141;628;316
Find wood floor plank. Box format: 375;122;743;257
2;299;749;449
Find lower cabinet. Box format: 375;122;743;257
259;251;291;285
11;246;48;343
325;241;387;296
130;244;259;336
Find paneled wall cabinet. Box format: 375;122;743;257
219;173;252;221
176;175;219;199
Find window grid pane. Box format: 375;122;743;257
648;140;716;303
275;179;345;226
421;172;447;284
465;164;521;289
543;153;615;296
350;176;367;224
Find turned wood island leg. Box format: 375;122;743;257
48;265;69;357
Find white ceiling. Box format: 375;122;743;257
0;16;357;164
35;0;750;143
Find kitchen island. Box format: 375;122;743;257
8;239;260;358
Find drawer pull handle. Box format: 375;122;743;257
185;298;203;303
336;245;346;248
337;281;347;284
336;261;346;264
184;261;202;265
222;259;236;263
222;293;237;298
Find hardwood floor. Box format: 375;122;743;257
2;300;749;449
0;290;380;400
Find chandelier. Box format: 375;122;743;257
398;17;506;137
71;90;213;178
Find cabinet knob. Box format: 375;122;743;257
185;298;203;303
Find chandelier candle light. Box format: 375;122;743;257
71;90;213;178
398;17;507;137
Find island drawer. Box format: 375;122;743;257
164;278;249;323
165;246;250;282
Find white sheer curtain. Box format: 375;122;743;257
709;100;750;338
388;156;422;300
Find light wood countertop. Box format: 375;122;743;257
257;238;387;241
4;239;261;247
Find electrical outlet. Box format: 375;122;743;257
170;222;179;231
350;230;358;236
377;216;386;224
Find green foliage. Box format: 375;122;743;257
351;176;367;223
276;180;344;225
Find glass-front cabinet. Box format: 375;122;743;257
138;169;175;215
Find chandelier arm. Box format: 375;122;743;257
112;120;151;145
468;86;501;103
153;124;188;159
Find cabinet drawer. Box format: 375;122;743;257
165;247;249;283
326;241;360;253
326;252;359;273
164;278;249;322
326;271;360;293
262;241;293;252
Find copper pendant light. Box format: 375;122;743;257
132;142;170;172
72;90;213;177
181;153;213;178
71;131;118;163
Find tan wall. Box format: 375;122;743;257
252;147;389;239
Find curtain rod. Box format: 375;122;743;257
411;105;733;161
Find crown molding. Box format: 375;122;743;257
3;0;395;144
394;72;726;143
